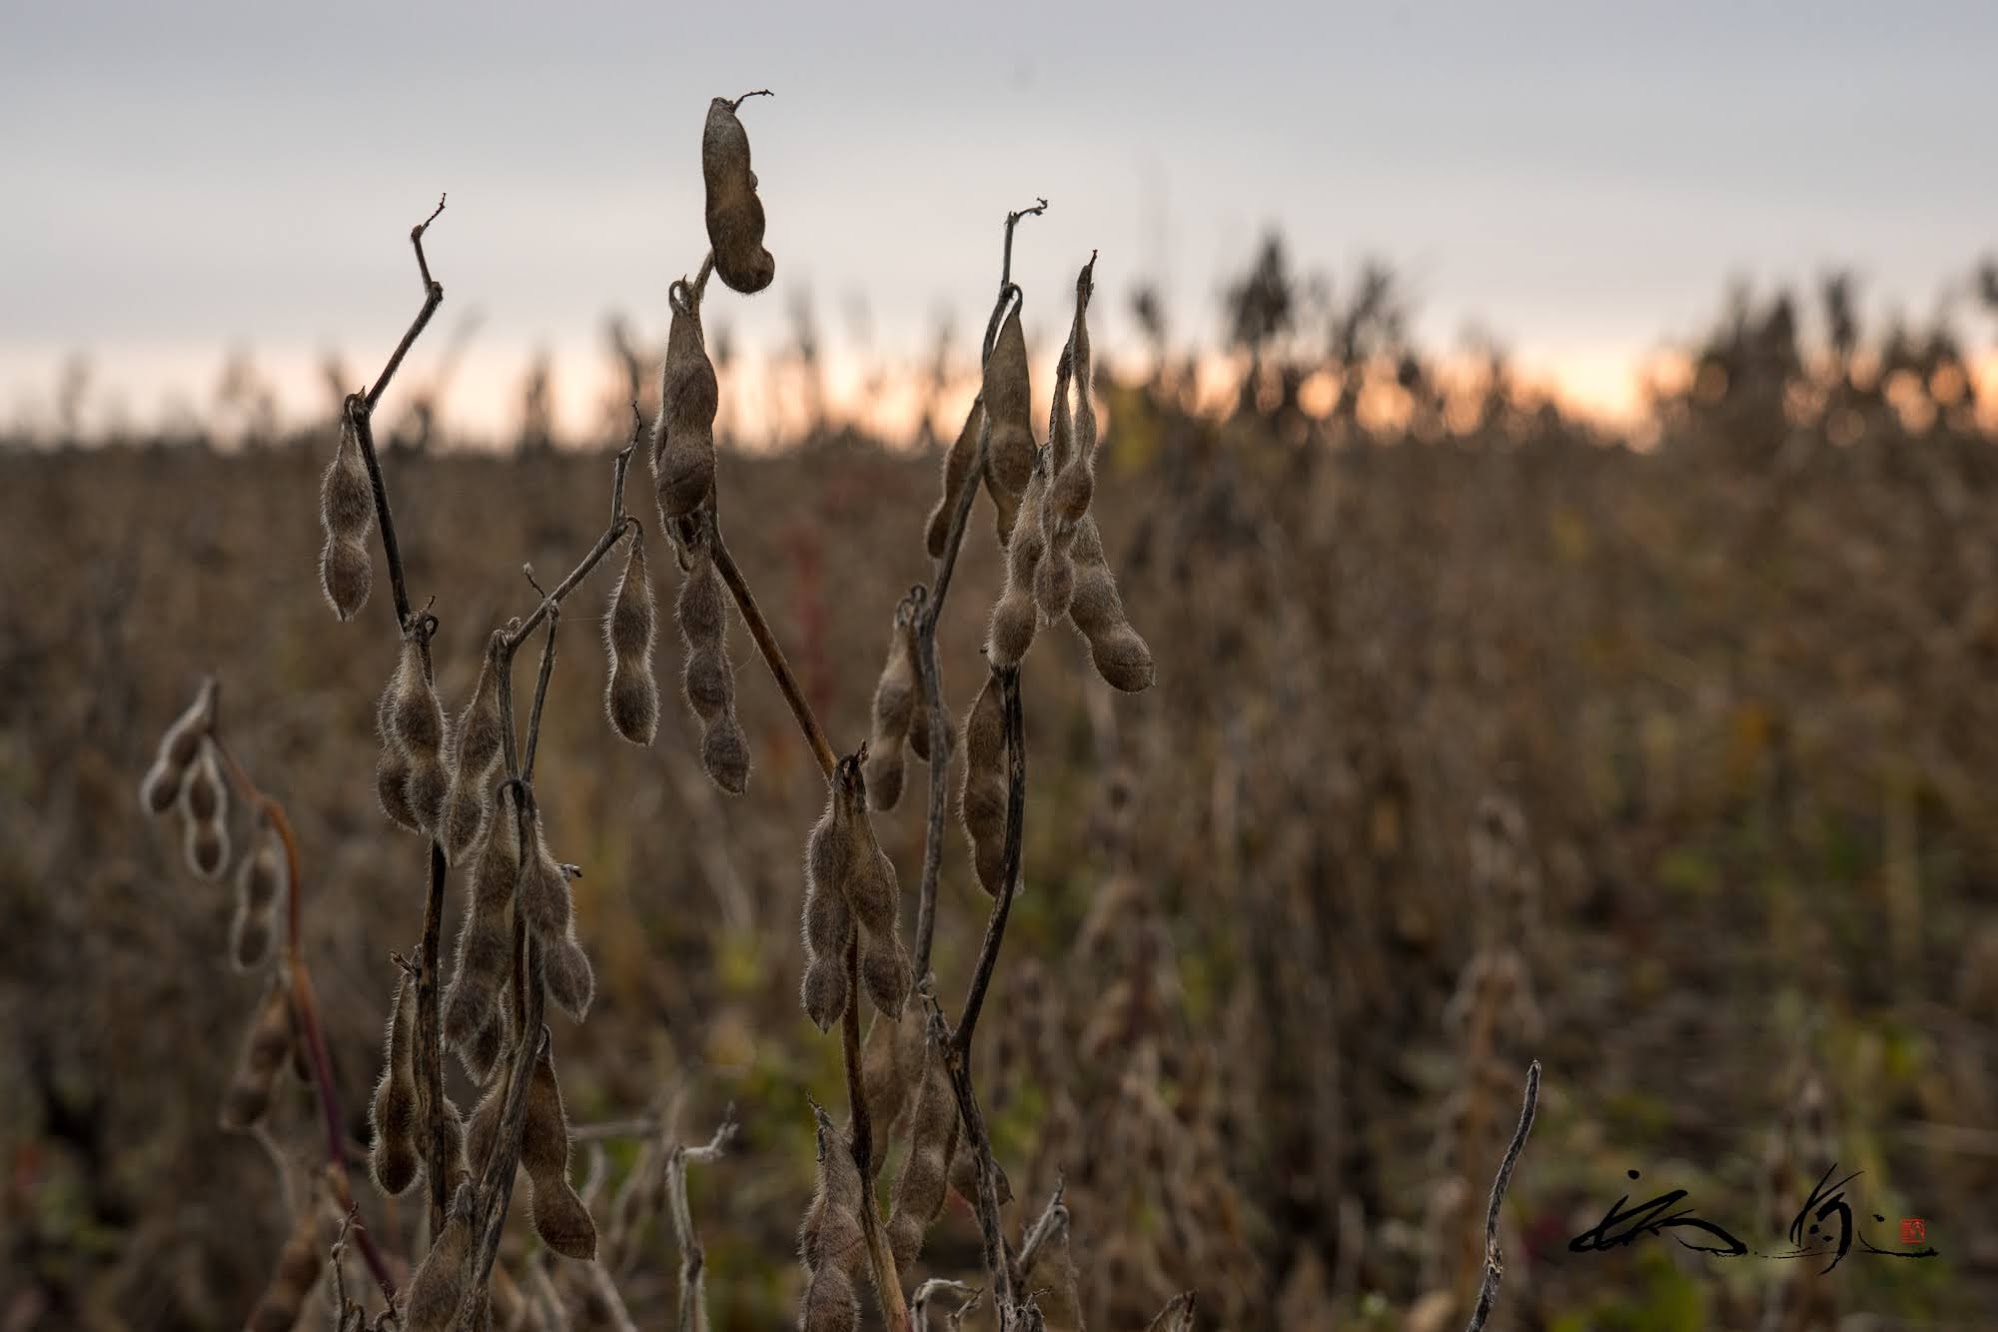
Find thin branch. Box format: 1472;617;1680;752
729;88;773;112
1464;1059;1541;1332
912;1280;980;1332
925;994;1017;1325
709;521;839;779
569;1117;664;1144
344;399;419;646
1000;199;1048;292
366;195;448;412
417;842;451;1239
501;511;636;657
665;1106;740;1332
1016;1178;1066;1277
522;607;560;783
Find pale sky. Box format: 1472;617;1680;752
5;0;1996;439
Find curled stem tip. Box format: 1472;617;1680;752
730;88;774;110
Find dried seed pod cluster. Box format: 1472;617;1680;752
520;804;595;1022
369;968;422;1196
652;283;722;523
220;973;295;1131
956;674;1008;896
676;533;751;794
1035;261;1099;621
799;754;911;1029
440;645;505;861
886;1020;961;1271
445;786;519;1081
798;1105;866;1332
982;302;1036;544
603;527;660;745
138;679;215;814
229;821;285;971
702;91;776;295
378;632;451;835
318;400;376;621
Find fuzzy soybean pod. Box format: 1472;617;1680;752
982;303;1036;528
702;92;777;295
800;787;856;1033
957;674;1008;897
318;405;377;622
179;736;231;880
140;681;214;814
986;461;1050;672
441;648;506;861
1066;514;1156;692
924;400;983;559
886;1029;960;1272
369;969;422;1196
229;823;285;972
677;536;751;794
445;790;519;1078
543;924;597;1024
522;1041;598;1260
862;607;918;811
374;645;420;835
798;1105;865;1332
403;1181;477;1332
653;286;721;522
860;1008;927;1148
835;756;911;1018
603;528;660;745
385;634;451;836
220;974;294;1131
245;1197;330;1332
518;807;574;943
1037;262;1098;622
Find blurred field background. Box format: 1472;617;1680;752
6;241;1998;1331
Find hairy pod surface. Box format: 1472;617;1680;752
220;975;294;1131
245;1197;329;1332
320;533;375;623
518;812;574;942
229;828;284;971
987;466;1049;671
862;612;917;810
1066;516;1156;692
798;1106;867;1282
677;539;750;794
604;530;660;745
183;815;230;881
702;95;777;295
924;400;983;559
886;1030;959;1271
957;674;1009;896
317;410;376;621
142;684;214;814
387;636;445;755
403;1182;476;1332
524;1042;598;1259
544;929;596;1023
860;1008;926;1147
801;794;856;1031
983;304;1036;500
445;795;519;1069
654;299;720;520
369;970;421;1196
179;736;225;823
830;756;910;1015
376;746;421;834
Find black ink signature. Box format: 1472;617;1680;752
1569;1165;1940;1271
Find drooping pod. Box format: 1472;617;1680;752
886;1023;960;1271
220;974;295;1131
403;1180;477;1332
603;527;660;745
543;926;596;1024
798;1105;865;1332
702;92;777;295
522;1041;597;1259
834;755;911;1017
985;458;1050;672
441;645;506;862
676;532;750;794
860;1007;927;1149
139;680;215;815
981;302;1036;543
445;788;518;1080
229;822;286;972
377;634;447;835
861;599;919;811
1036;259;1098;621
924;400;983;559
246;1192;331;1332
1066;514;1156;692
369;968;422;1196
653;283;721;522
318;400;377;622
957;674;1008;896
800;787;857;1033
178;736;231;879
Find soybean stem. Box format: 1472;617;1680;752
709;521;840;780
366;194;447;412
1465;1060;1541;1332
